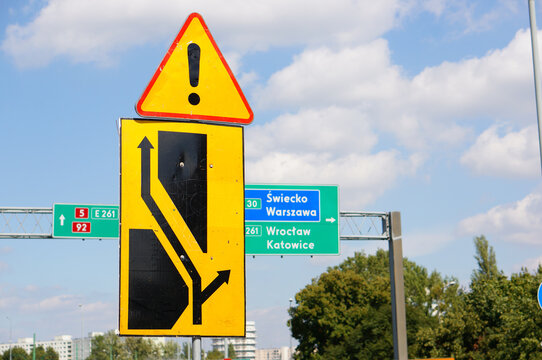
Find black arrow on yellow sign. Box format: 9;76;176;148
138;136;230;325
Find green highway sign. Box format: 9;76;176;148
52;204;119;239
245;184;340;255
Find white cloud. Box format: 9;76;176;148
460;0;520;34
408;29;534;124
403;230;455;257
3;0;518;68
24;285;39;292
246;134;422;210
255;40;406;110
246;150;422;209
514;256;542;272
255;28;536;151
21;294;78;311
2;0;403;68
244;107;422;209
246;107;378;157
461;124;540;178
0;247;13;254
422;0;447;16
458;189;542;244
0;296;19;309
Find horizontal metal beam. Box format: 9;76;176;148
340;235;388;241
340;211;387;217
0;207;53;239
0;234;52;239
0;207;52;214
0;207;391;241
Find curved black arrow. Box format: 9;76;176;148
138;136;230;325
200;270;230;303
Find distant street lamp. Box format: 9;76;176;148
79;304;84;360
6;316;12;360
289;298;293;359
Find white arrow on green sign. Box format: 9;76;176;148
245;184;340;255
52;204;119;239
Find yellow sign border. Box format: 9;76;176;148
119;118;246;337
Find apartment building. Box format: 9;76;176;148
211;320;257;360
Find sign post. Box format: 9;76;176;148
245;184;339;255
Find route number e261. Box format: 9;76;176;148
92;208;118;220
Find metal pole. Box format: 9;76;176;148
388;212;408;360
289;298;293;356
191;336;201;360
79;304;84;360
529;0;542;173
6;317;11;360
224;337;228;358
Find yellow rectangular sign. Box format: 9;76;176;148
119;118;245;336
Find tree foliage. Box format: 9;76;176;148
227;343;236;359
289;249;455;359
205;349;224;360
1;346;59;360
289;238;542;359
2;347;30;360
89;332;190;360
160;341;180;360
472;235;500;282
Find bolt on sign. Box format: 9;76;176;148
119;118;245;337
135;13;253;125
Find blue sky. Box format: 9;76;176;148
1;0;542;351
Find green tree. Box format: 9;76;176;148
289;250;454;360
227;343;236;359
414;236;542;360
180;342;191;360
472;235;500;282
160;341;180;360
2;347;30;360
205;349;224;360
290;236;542;360
42;347;58;360
123;338;154;360
495;267;542;359
34;346;46;360
33;346;58;360
88;331;123;360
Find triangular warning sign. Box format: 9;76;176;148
136;13;253;124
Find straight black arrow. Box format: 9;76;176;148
137;137;230;325
138;137;153;196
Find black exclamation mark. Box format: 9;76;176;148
188;43;201;106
